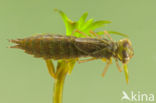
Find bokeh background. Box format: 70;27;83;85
0;0;156;103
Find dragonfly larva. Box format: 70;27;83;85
10;31;134;83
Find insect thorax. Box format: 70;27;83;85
89;40;118;59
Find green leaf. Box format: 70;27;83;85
78;12;88;29
85;20;112;31
108;31;128;37
55;9;76;35
81;18;94;30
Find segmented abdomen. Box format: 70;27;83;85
10;34;86;59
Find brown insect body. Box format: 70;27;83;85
10;33;134;83
10;34;117;60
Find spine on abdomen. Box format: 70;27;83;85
10;34;85;59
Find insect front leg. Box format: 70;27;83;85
45;59;56;79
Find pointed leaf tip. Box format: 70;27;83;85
55;9;76;35
84;20;111;31
78;12;88;28
79;12;88;22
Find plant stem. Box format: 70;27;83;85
53;61;68;103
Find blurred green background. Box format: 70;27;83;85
0;0;156;103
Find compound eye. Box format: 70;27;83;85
122;50;130;63
122;50;128;58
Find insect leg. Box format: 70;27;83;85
45;59;56;79
89;30;102;39
102;59;112;77
115;59;122;72
104;30;113;41
72;29;90;37
78;58;97;63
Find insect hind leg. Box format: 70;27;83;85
89;30;102;39
78;58;97;63
103;30;113;41
115;59;122;72
102;59;112;77
72;29;90;37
